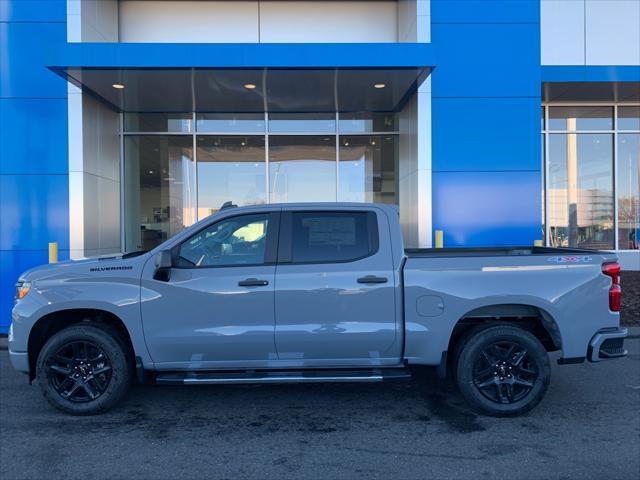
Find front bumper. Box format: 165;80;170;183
587;327;628;362
7;322;30;374
8;349;30;374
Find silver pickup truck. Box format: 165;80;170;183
9;203;628;416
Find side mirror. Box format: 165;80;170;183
154;250;173;281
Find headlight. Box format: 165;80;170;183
15;281;32;301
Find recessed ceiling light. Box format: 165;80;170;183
112;83;125;89
374;83;386;89
244;83;257;90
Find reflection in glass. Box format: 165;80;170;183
124;136;195;252
124;113;192;133
339;136;397;203
617;134;639;249
178;214;269;267
196;136;266;218
268;113;335;133
618;106;640;131
547;133;614;249
196;113;265;133
269;136;336;203
548;106;613;131
338;112;398;133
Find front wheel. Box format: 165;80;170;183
36;324;132;415
455;325;550;417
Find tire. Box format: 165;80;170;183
36;323;132;415
455;325;550;417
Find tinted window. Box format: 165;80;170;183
177;214;269;267
291;212;374;263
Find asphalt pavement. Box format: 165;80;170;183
1;333;639;480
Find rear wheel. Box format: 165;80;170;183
455;325;550;416
36;324;132;415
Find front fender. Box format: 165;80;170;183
10;279;152;366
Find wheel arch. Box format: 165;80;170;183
27;308;135;381
449;303;562;352
436;303;562;379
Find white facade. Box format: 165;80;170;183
541;0;640;65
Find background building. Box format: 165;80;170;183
1;0;638;333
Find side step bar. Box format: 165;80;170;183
155;368;412;385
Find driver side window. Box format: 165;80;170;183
177;214;269;268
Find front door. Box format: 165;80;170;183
274;208;400;366
141;211;280;368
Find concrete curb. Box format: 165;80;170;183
626;326;640;338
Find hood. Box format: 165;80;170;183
18;252;150;283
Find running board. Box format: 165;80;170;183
155;368;412;385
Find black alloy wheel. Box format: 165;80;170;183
47;340;113;402
472;341;537;404
37;324;133;415
455;325;550;416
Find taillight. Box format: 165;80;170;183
602;262;622;312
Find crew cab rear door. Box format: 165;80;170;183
273;207;401;366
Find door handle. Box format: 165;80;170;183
238;278;269;287
357;275;388;284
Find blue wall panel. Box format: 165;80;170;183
0;98;68;174
0;0;66;22
0;22;67;98
0;174;70;251
431;0;539;24
541;66;640;83
430;1;542;247
431;97;541;172
432;171;542;247
0;0;68;333
430;23;540;98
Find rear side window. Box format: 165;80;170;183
290;212;376;263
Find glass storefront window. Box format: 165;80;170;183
268;113;335;133
196;113;265;133
124;113;192;133
196;136;266;218
547;133;614;249
338;112;398;133
618;106;640;131
121;112;401;249
338;136;397;203
124;136;195;252
617;134;639;250
269;136;336;202
548;106;613;131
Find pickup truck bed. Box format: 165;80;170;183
405;246;602;257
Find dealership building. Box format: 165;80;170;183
1;0;639;332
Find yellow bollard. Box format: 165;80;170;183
48;242;58;264
534;239;543;247
435;230;444;249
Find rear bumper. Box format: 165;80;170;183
587;327;628;362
